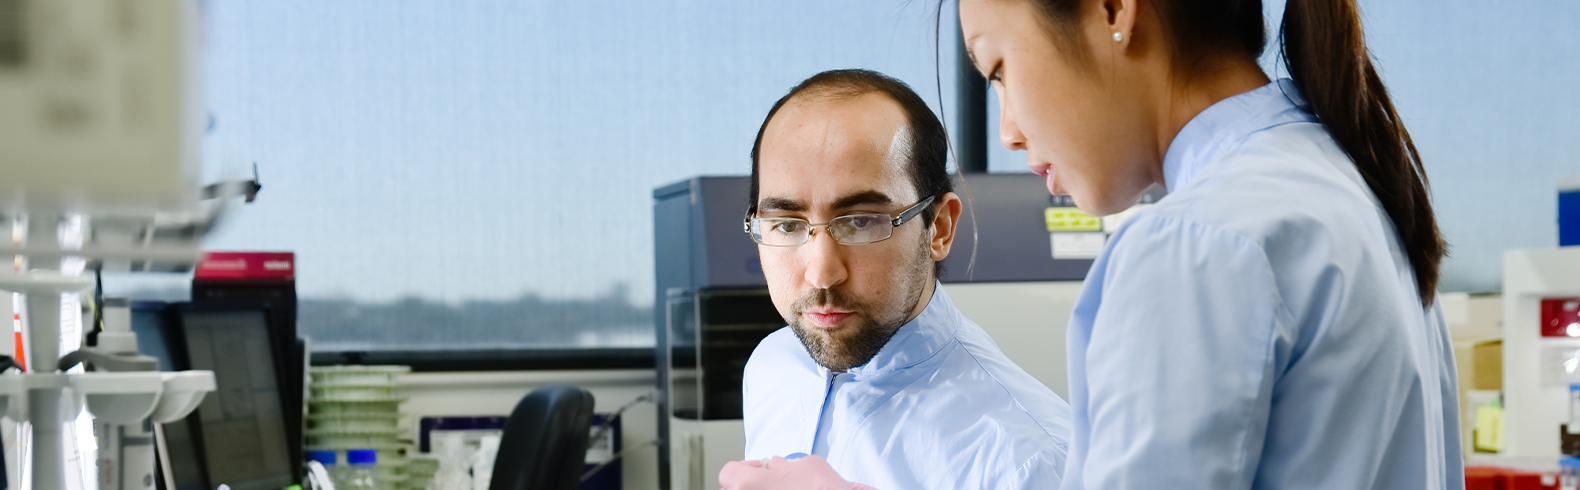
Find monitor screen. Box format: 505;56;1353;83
178;308;294;489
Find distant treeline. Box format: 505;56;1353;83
116;283;655;352
299;283;654;351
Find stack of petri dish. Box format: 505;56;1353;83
403;455;441;489
306;365;415;489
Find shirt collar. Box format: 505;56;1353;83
1161;78;1315;192
838;282;961;377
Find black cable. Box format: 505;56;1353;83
580;439;659;483
86;268;103;347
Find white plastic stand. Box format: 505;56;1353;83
0;271;214;490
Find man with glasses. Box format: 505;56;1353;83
729;69;1072;490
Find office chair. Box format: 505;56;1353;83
489;384;597;490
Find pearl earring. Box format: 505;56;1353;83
1113;31;1123;42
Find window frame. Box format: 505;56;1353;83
309;346;655;372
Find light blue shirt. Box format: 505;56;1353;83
1062;80;1464;489
743;284;1073;490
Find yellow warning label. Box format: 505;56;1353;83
1046;207;1102;232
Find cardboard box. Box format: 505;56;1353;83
1474;340;1504;391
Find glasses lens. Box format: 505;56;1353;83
753;218;809;246
830;214;893;245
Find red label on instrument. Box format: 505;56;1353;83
195;252;295;280
1541;298;1580;338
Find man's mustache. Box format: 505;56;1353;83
794;288;863;313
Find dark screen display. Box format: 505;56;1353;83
179;309;293;489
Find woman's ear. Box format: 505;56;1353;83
1087;0;1137;51
1098;0;1140;47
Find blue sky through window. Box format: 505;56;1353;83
107;0;1580;350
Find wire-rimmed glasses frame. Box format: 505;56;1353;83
743;195;937;247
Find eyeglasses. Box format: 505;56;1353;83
743;196;936;247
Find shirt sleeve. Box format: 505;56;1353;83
1074;215;1286;489
1005;449;1065;490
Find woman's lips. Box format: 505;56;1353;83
804;311;854;328
1029;163;1058;195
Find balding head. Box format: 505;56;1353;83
745;69;962;371
749;69;951;228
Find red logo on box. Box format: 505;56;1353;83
195;252;295;280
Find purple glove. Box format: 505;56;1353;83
717;455;880;490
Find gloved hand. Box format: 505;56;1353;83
717;455;880;490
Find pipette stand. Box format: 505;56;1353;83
0;271;214;490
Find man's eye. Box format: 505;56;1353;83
772;221;803;233
850;216;885;229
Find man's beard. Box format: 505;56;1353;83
787;234;932;371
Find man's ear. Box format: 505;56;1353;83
929;192;963;262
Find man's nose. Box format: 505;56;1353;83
802;229;848;290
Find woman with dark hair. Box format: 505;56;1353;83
721;0;1462;488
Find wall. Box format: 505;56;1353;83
944;281;1082;398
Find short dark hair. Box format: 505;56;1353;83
748;68;953;235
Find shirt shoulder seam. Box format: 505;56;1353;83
1114;213;1294;324
953;337;1069;450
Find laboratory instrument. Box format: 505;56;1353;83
1501;246;1580;459
191;251;306;481
84;297;164;490
0;1;244;488
165;305;295;489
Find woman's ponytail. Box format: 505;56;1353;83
1281;0;1446;306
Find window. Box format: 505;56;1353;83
103;1;1580;359
111;1;983;356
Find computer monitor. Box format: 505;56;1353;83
166;305;294;490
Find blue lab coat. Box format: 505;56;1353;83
1061;80;1464;489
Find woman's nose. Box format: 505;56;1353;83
999;97;1027;152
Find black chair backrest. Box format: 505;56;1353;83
489;384;596;490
